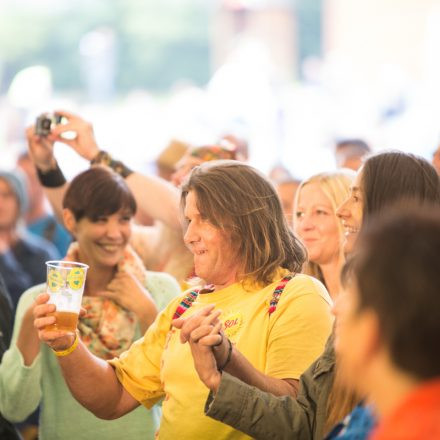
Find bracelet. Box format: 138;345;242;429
36;162;67;188
52;332;79;357
90;150;134;178
217;338;233;372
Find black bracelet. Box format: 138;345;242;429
36;162;67;188
90;150;134;179
217;338;233;372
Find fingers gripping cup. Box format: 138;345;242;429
45;261;89;333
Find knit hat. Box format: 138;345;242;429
0;169;28;215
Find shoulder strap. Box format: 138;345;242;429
268;274;294;316
173;275;294;320
172;289;200;320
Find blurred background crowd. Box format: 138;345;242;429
1;0;440;179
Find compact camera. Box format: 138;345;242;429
35;113;63;136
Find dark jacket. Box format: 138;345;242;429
205;333;335;440
0;233;59;311
0;273;22;440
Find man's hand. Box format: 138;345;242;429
172;304;219;343
48;110;100;161
172;305;224;392
33;293;76;351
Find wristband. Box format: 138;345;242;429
36;162;67;188
52;332;79;357
90;150;134;178
217;338;233;372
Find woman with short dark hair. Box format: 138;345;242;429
0;167;180;439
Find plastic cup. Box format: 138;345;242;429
45;260;89;333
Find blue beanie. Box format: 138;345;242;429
0;170;28;216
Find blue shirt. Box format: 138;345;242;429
325;404;376;440
28;214;71;257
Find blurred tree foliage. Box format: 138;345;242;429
0;0;211;93
296;0;322;76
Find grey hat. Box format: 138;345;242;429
0;169;28;216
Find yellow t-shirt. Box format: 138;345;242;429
109;269;333;440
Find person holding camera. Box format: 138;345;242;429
27;110;193;285
27;110;247;287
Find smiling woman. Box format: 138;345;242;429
337;151;440;254
294;170;354;298
62;167;136;271
0;166;181;440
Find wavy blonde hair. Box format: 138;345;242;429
293;170;355;286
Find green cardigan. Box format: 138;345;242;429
0;270;180;440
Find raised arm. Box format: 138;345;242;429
33;292;139;419
124;172;181;230
50;110;182;230
25;125;68;221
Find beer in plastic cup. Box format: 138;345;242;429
45;260;89;333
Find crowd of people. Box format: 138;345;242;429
0;108;439;440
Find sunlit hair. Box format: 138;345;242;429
63;166;136;221
180;160;307;285
294;170;355;285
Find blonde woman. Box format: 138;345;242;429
294;170;355;298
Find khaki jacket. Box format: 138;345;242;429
205;333;335;440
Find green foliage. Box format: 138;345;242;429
296;0;322;72
0;0;211;93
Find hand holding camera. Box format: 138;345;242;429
26;116;58;172
30;110;100;164
48;110;100;161
35;113;64;137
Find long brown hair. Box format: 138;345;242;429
324;258;361;434
361;151;440;223
181;160;307;285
